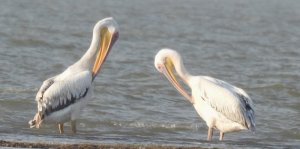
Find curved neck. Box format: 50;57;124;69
171;54;191;84
76;31;100;70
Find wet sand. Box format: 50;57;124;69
0;140;206;149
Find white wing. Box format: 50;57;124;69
199;76;255;130
36;70;92;117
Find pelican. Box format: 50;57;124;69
28;17;119;134
154;49;255;141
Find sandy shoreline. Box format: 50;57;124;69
0;140;206;149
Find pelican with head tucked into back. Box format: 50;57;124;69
154;49;255;141
28;17;119;134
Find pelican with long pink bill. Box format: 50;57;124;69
154;49;255;141
29;17;119;134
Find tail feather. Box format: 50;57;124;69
247;108;256;133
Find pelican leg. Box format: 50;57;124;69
219;132;224;141
207;127;213;141
71;120;76;134
58;123;64;134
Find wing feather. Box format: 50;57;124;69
36;71;92;117
35;76;56;111
200;76;255;130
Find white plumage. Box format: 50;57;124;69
38;71;92;122
154;48;255;141
29;17;119;134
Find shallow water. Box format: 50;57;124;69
0;0;299;148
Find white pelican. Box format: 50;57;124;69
154;49;255;141
28;17;119;134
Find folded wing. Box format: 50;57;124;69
200;76;255;130
36;71;93;117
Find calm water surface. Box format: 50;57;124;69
0;0;299;148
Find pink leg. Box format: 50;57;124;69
207;127;213;141
71;120;76;134
58;123;64;134
219;132;224;141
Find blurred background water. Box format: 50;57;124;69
0;0;299;148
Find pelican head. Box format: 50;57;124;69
87;17;119;79
154;49;193;103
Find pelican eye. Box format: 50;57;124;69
157;64;164;72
